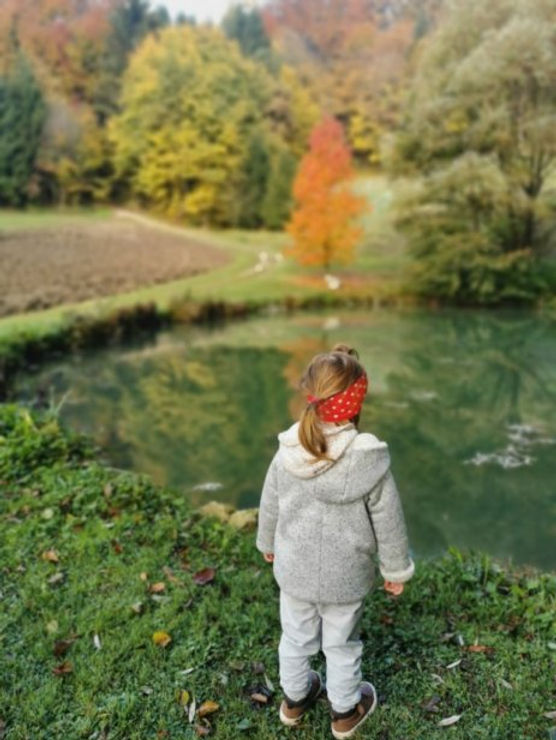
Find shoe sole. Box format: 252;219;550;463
279;672;324;727
331;682;377;740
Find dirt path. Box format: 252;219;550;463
0;215;230;317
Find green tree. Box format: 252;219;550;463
0;54;45;205
261;145;297;229
222;5;271;62
392;0;556;304
94;0;170;123
235;129;271;228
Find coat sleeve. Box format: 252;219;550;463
256;452;280;554
367;468;415;583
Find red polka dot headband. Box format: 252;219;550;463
307;373;368;422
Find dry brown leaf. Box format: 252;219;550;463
41;549;59;563
193;568;216;586
111;540;123;555
52;660;73;675
195;725;211;737
466;645;494;653
53;639;74;657
152;631;172;647
198;700;219;717
149;582;166;593
163;566;180;583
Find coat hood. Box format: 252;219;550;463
277;421;391;504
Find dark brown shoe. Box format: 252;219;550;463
279;670;323;726
331;681;377;739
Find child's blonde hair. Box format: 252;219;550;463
299;343;365;461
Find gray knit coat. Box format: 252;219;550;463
256;420;415;604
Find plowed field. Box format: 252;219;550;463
0;216;229;316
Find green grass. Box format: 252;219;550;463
0;179;406;341
0;405;555;739
0;207;112;231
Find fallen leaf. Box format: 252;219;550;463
193;568;216;586
198;700;219;717
52;660;73;675
264;673;275;693
446;659;462;670
163;566;180;583
131;602;143;614
438;714;462;727
466;645;494;654
499;678;513;690
53;639;74;657
188;697;196;724
111;540;123;554
250;693;268;705
180;667;196;676
178;689;190;706
152;631;172;647
149;582;166;594
41;549;59;563
431;673;445;684
93;634;101;650
140;572;148;581
422;695;441;713
47;572;64;586
543;711;556;720
195;726;210;737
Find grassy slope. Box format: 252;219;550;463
0;177;406;341
1;406;555;739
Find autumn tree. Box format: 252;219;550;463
262;0;420;165
392;0;556;303
286;117;366;270
111;26;278;224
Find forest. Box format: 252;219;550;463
1;0;555;303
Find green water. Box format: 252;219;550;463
15;309;556;570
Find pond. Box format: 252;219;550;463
14;308;556;570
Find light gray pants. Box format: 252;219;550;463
278;590;366;714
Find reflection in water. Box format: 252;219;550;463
15;309;556;570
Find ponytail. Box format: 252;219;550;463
299;403;332;463
298;343;364;462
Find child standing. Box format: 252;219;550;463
256;344;414;739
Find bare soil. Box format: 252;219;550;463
0;218;229;316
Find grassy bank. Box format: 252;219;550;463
0;405;555;739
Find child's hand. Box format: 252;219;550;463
263;553;275;563
384;580;404;596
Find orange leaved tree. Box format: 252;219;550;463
285;116;366;271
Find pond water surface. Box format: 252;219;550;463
15;308;556;570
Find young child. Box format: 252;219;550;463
256;343;414;739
